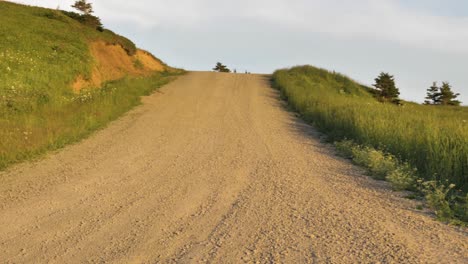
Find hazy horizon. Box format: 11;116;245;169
11;0;468;104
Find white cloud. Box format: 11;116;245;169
10;0;468;54
6;0;468;102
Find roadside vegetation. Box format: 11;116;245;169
0;74;180;170
272;65;467;224
213;62;231;73
0;1;183;170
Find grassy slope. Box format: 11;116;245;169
0;2;182;169
272;66;468;193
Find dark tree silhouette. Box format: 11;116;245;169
425;82;441;105
439;82;461;106
67;0;103;31
373;72;400;104
72;0;93;15
425;82;461;106
213;62;231;73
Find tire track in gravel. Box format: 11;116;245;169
0;72;466;263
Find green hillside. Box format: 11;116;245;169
273;65;467;222
0;1;181;169
0;1;139;109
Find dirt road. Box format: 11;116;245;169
0;72;466;263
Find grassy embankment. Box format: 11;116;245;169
272;66;467;223
0;2;183;170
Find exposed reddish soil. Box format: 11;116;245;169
72;41;166;91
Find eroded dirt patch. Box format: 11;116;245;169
72;41;165;91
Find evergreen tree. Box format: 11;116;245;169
68;0;103;31
424;82;441;105
373;72;400;103
72;0;93;15
439;82;461;106
213;62;231;73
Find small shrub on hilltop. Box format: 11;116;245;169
62;11;103;31
213;62;231;73
72;0;93;15
63;0;103;31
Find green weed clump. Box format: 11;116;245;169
334;140;355;159
335;140;416;189
273;65;467;223
386;164;417;191
351;146;396;180
334;139;466;223
420;181;456;221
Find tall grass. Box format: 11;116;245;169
272;66;468;193
0;2;184;169
0;72;181;170
0;1;142;113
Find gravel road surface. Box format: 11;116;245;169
0;72;466;263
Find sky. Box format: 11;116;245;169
11;0;468;104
